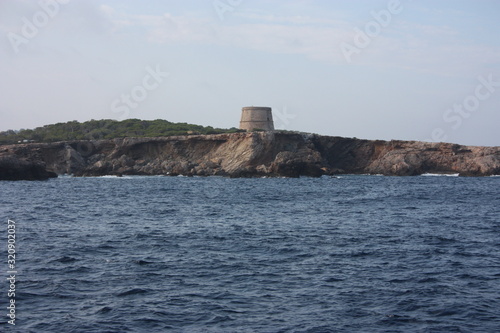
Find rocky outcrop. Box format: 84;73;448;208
0;155;57;181
0;132;498;180
312;136;500;176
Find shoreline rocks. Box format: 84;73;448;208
0;155;57;181
0;132;498;180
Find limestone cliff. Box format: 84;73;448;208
0;132;499;180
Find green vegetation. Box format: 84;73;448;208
0;119;242;145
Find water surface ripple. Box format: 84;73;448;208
0;175;499;332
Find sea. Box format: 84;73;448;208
0;175;499;332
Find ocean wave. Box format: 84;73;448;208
93;175;134;179
4;175;498;332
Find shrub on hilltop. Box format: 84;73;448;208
0;119;242;145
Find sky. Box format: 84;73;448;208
0;0;499;146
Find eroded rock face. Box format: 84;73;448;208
0;132;498;180
0;155;57;181
362;141;500;176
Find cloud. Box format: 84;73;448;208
98;6;352;62
3;1;499;79
234;11;347;26
94;4;500;78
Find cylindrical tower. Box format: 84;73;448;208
239;106;274;131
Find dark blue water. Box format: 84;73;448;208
1;175;499;332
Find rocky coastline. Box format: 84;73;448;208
0;132;499;180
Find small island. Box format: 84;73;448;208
0;109;499;180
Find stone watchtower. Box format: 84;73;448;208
239;106;274;131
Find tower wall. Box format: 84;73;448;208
239;107;274;131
